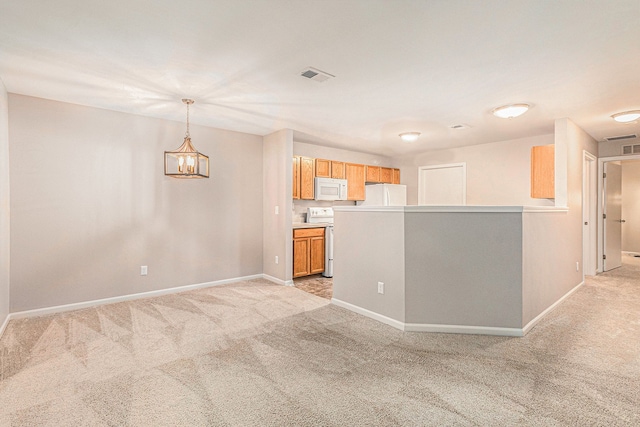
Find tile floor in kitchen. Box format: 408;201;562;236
293;274;333;300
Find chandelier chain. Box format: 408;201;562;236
185;101;190;139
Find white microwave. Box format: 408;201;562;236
314;177;348;201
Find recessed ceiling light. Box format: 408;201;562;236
399;132;421;143
611;110;640;123
492;104;530;119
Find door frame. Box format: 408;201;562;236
417;162;467;205
583;151;597;276
597;154;640;272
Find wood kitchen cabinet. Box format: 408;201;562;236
380;167;393;183
366;165;380;183
292;156;300;199
293;227;325;278
346;163;366;200
531;145;555;198
331;161;345;179
392;168;401;184
299;156;315;200
315;158;331;178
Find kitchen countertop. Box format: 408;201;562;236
292;222;333;229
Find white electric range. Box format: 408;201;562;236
307;207;334;278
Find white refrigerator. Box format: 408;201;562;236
357;184;407;206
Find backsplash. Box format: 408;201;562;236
293;199;355;223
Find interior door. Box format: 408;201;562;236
418;163;466;205
604;162;622;271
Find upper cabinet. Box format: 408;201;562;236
315;158;331;178
393;168;401;184
331;161;345;179
531;145;555;198
292;155;398;201
293;156;300;199
346;163;366;201
380;167;393;184
366;165;380;183
300;156;315;200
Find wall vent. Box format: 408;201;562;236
300;67;335;82
622;144;640;155
604;134;637;142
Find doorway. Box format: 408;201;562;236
583;151;597;276
418;163;466;205
599;154;640;272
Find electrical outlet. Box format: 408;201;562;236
141;266;148;276
576;261;579;272
275;256;279;264
377;281;384;294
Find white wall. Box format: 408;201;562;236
263;129;293;283
0;80;9;333
622;161;640;253
522;118;598;325
9;95;264;312
598;139;638;158
395;134;555;206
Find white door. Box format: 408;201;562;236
583;152;597;276
604;162;622;271
418;163;466;205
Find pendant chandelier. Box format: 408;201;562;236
164;99;209;178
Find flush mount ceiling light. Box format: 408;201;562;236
164;99;209;179
492;103;530;119
611;110;640;123
399;132;421;143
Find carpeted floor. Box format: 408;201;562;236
0;257;639;426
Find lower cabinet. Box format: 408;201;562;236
293;227;325;278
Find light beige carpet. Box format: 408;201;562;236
1;258;639;426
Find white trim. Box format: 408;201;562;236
330;298;405;330
7;274;264;321
522;281;584;335
404;323;523;337
522;206;569;213
333;206;404;213
406;205;522;213
0;314;9;340
263;274;294;287
332;298;524;337
335;205;564;213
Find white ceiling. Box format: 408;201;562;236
1;0;639;157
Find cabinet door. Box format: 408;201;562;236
366;165;380;183
331;161;345;179
293;238;310;278
346;163;366;201
531;145;555;198
300;157;315;200
392;168;401;184
309;236;325;274
380;167;393;183
292;156;300;199
315;159;331;178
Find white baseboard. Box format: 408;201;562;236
404;323;523;337
0;313;9;340
7;274;265;321
331;298;405;331
332;298;524;336
263;274;294;287
522;280;584;335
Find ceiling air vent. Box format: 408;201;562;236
604;134;637;142
449;124;471;130
622;144;640;155
300;67;335;83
